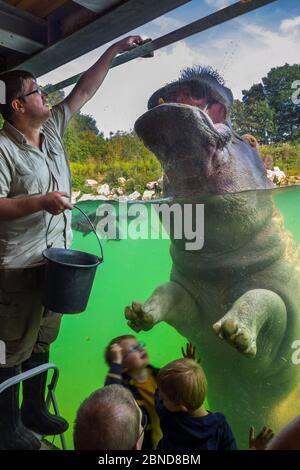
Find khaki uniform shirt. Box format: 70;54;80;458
0;102;73;268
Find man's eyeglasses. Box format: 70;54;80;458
17;86;45;101
123;342;146;360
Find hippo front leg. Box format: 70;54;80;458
125;281;198;333
213;289;287;360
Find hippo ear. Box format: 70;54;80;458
242;134;259;151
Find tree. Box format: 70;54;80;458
231;99;277;144
238;64;300;143
262;64;300;142
74;112;99;135
241;83;265;104
46;86;65;107
47;85;100;135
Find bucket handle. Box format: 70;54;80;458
45;204;104;262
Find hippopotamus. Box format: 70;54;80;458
124;67;300;448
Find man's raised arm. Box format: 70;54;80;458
64;35;142;116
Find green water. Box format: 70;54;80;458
50;187;300;449
50;200;186;449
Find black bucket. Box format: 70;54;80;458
42;205;104;314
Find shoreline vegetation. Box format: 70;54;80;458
69;137;300;203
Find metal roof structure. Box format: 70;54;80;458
0;0;191;76
0;0;278;86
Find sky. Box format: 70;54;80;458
41;0;300;137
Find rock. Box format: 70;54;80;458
142;190;155;201
273;166;286;183
93;195;108;200
71;191;81;203
111;187;124;196
77;194;96;202
128;191;141;200
156;176;164;190
266;166;286;186
146;181;157;190
118;195;129;202
289;176;298;183
85;179;98;187
284;176;300;186
97;183;110;196
118;177;126;187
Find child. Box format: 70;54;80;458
156;345;273;451
104;335;162;450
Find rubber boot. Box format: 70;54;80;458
0;366;41;450
21;352;68;435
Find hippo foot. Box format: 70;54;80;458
125;282;192;332
125;301;157;332
213;289;288;360
213;314;257;358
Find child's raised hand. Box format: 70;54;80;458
110;343;123;365
249;425;274;450
181;343;197;360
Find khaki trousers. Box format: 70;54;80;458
0;267;61;367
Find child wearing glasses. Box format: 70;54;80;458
155;344;274;451
104;335;162;450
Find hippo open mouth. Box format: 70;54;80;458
144;70;234;152
134;102;233;195
147;66;234;122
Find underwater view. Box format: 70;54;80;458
50;186;300;450
0;0;299;457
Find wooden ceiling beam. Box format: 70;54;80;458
72;0;121;14
12;0;68;18
0;0;47;54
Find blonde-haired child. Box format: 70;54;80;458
155;344;273;450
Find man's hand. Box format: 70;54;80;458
249;426;274;450
40;191;73;215
109;343;123;365
181;343;197;361
112;35;144;54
